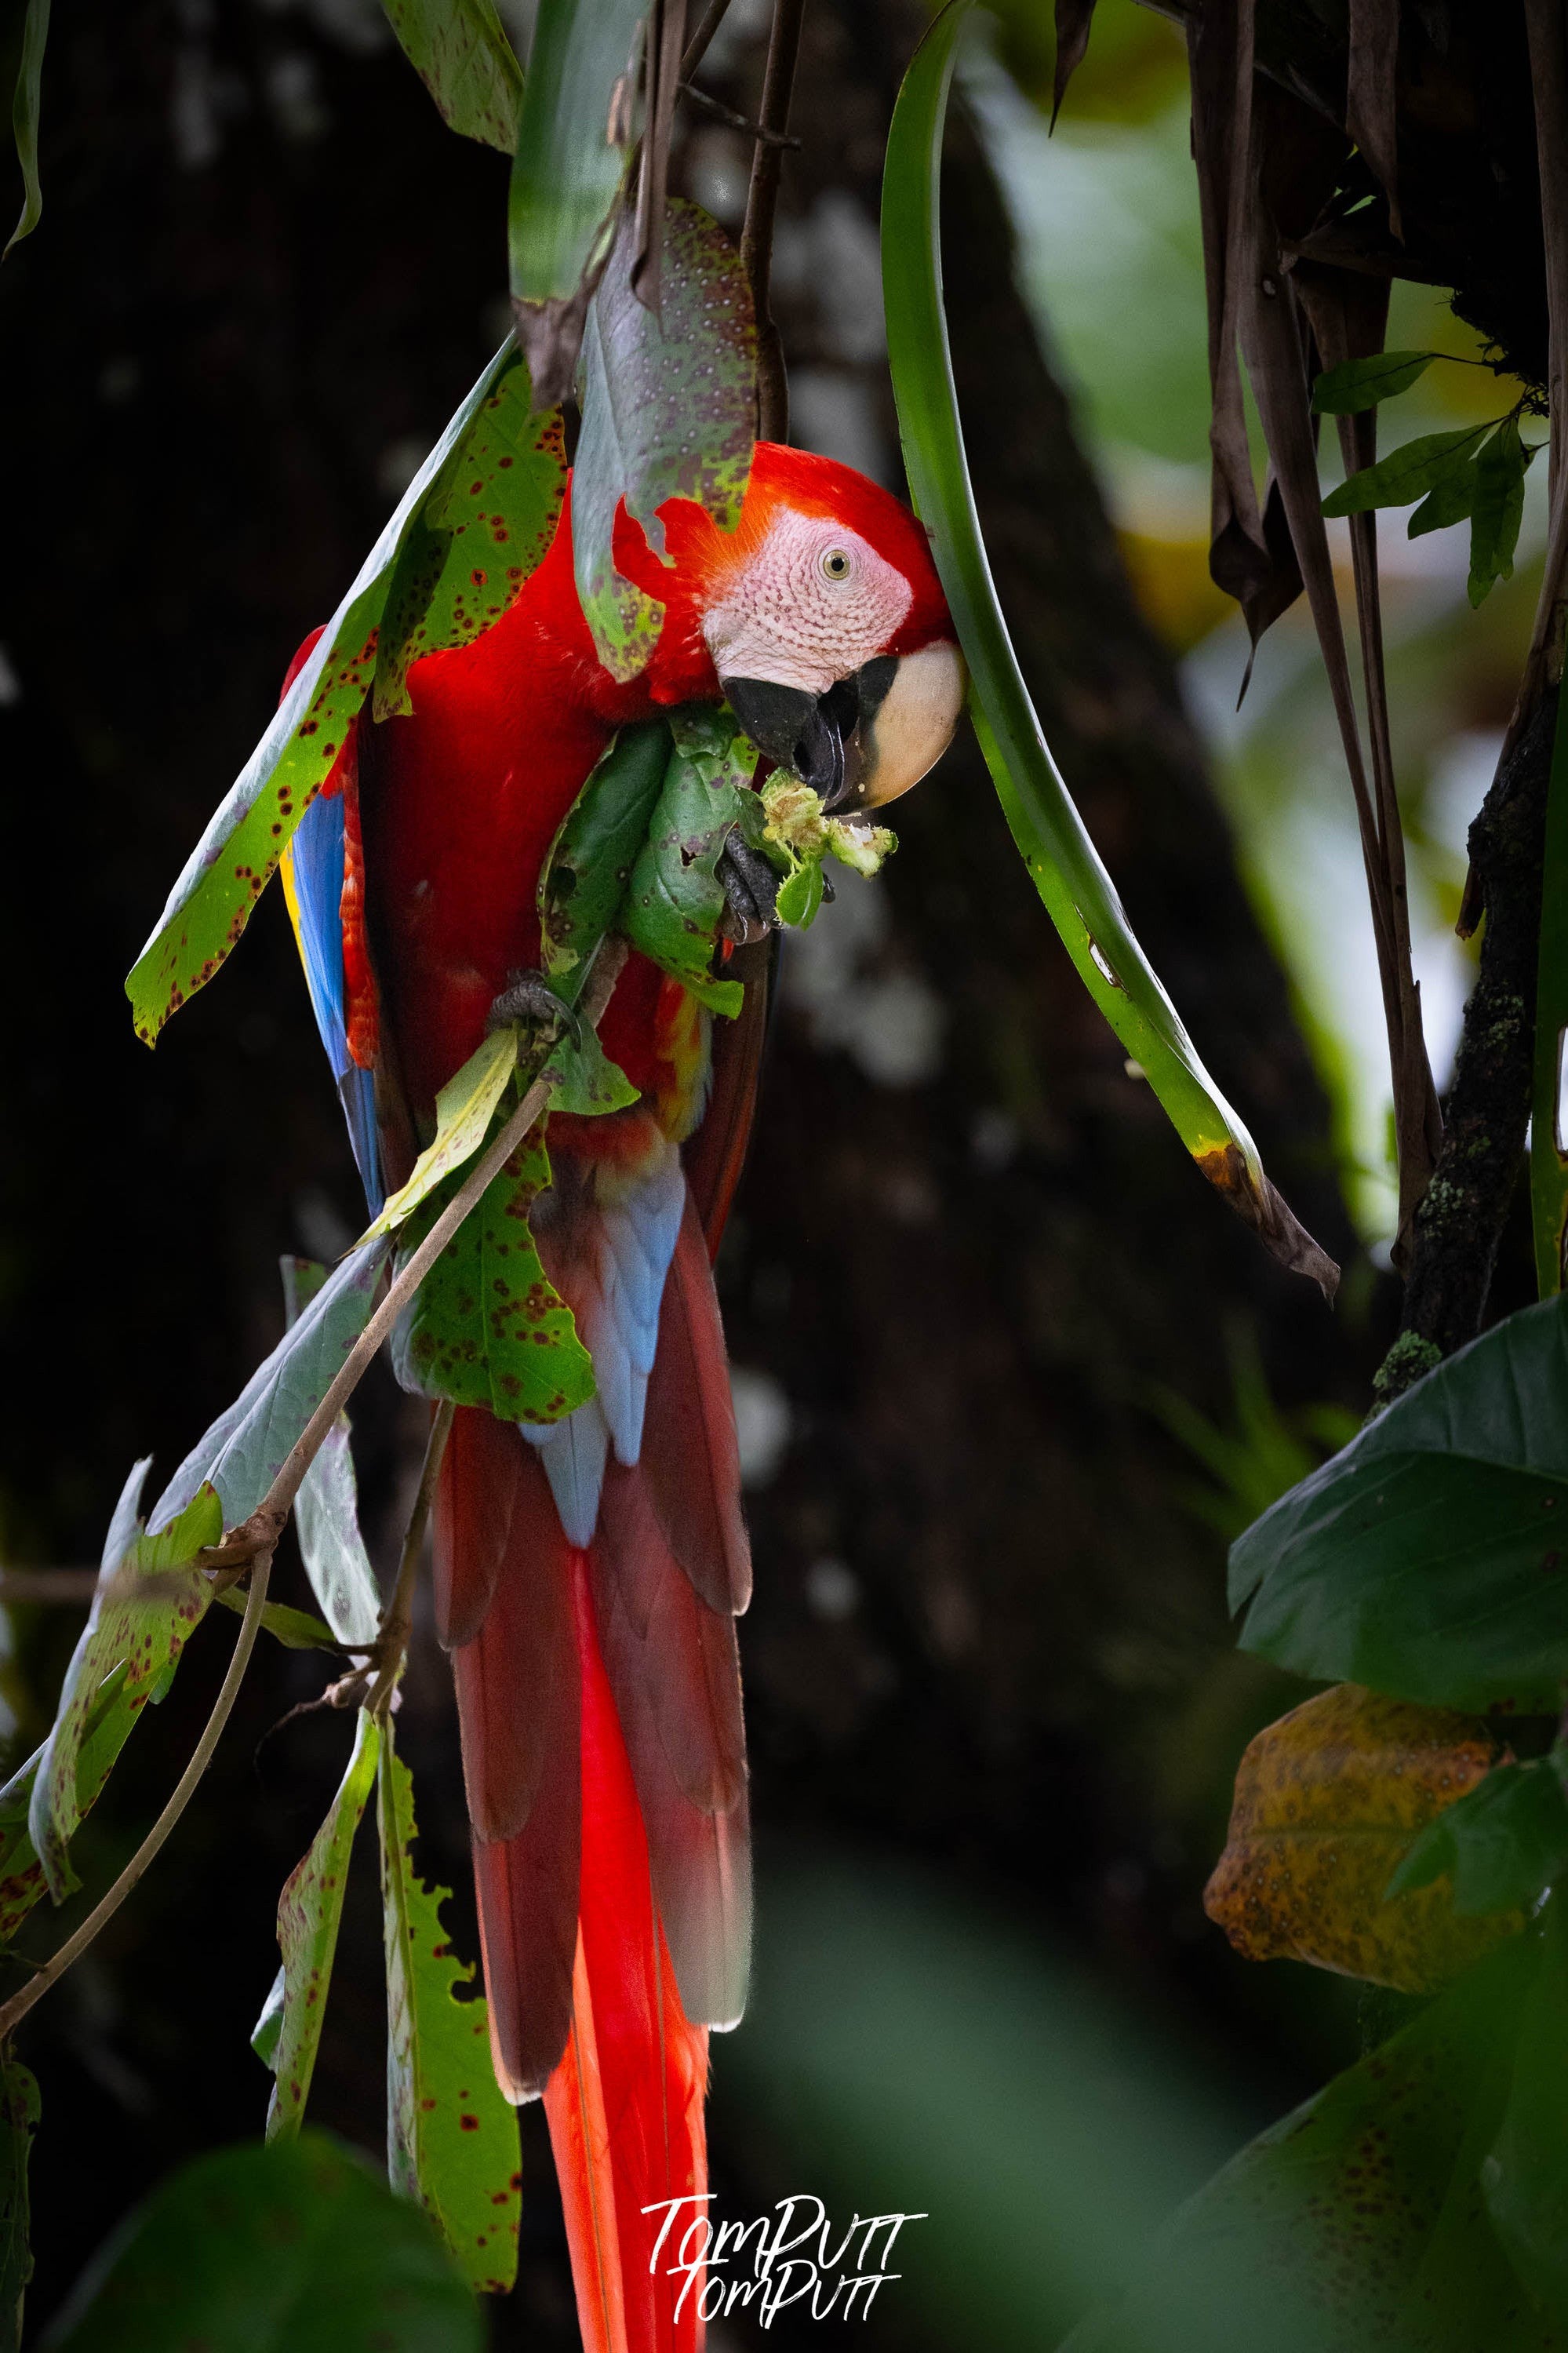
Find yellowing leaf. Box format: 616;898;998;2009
1204;1684;1525;1993
365;1028;518;1240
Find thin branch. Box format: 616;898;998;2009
740;0;806;442
0;1546;275;2039
678;80;801;147
681;0;733;79
0;1571;98;1604
362;1401;454;1720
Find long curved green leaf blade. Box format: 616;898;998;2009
4;0;48;257
126;343;517;1044
507;0;643;402
539;720;672;985
378;0;523;151
881;3;1335;1295
1231;1291;1568;1710
1533;686;1568;1297
378;1731;520;2295
261;1710;381;2140
40;2133;481;2352
573;201;756;679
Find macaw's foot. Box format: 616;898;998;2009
484;969;584;1047
717;832;781;943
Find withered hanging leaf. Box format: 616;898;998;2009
1204;1683;1524;1993
1050;0;1097;130
1346;0;1402;238
1312;348;1435;413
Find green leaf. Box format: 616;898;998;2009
213;1587;340;1651
1321;424;1493;518
776;858;824;928
1534;686;1568;1300
398;1135;595;1420
542;1021;640;1115
371;351;566;721
377;1730;520;2296
366;1030;518;1240
260;1710;380;2139
620;719;752;1014
1468;418;1531;607
573;201;757;680
4;0;48;257
506;0;642;341
882;3;1336;1295
1062;1935;1560;2353
1231;1291;1568;1710
0;1663;145;1944
1390;1757;1568;1915
151;1240;391;1535
0;2060;38;2353
539;721;672;987
1483;1894;1568;2314
377;0;523;151
1311;350;1436;414
1408;459;1479;539
38;2131;482;2351
126;341;516;1044
281;1259;384;1648
29;1477;221;1902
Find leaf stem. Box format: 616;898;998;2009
365;1401;455;1721
0;1546;275;2041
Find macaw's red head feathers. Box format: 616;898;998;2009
633;443;965;811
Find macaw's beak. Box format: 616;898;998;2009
723;640;966;814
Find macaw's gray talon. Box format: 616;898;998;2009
484;969;584;1048
718;834;780;933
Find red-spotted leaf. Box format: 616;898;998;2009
377;1732;520;2295
380;0;523;152
28;1473;221;1901
126;344;518;1044
573;201;756;681
259;1710;381;2140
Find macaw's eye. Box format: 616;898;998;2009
820;545;854;584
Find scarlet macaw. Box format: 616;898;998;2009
280;439;960;2349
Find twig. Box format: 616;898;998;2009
0;1571;98;1604
740;0;806;442
0;1546;275;2039
681;0;733;79
353;1401;455;1721
678;79;802;147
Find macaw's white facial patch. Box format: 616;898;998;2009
703;508;915;694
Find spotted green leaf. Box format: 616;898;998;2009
544;1021;640;1116
378;1731;520;2295
126;342;518;1044
378;0;523;152
372;354;566;720
366;1029;519;1239
620;716;752;1015
1390;1754;1568;1916
397;1135;595;1421
260;1710;380;2139
539;720;672;986
29;1473;221;1901
573;201;757;680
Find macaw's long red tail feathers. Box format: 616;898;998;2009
546;1554;711;2353
451;1431;579;2098
434;1405;522;1649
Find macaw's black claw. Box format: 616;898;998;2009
484;969;584;1047
717;832;780;942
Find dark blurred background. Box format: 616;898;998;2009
2;0;1537;2342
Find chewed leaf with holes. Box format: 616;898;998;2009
126;342;517;1044
539;721;673;987
396;1136;595;1422
573;202;757;680
380;0;522;151
882;8;1337;1296
378;1733;520;2295
620;710;751;1014
260;1710;381;2141
1231;1291;1568;1709
28;1473;220;1901
1204;1685;1522;1993
373;355;566;720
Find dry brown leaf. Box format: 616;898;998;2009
1050;0;1097;131
1347;0;1402;240
1205;1683;1526;1993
